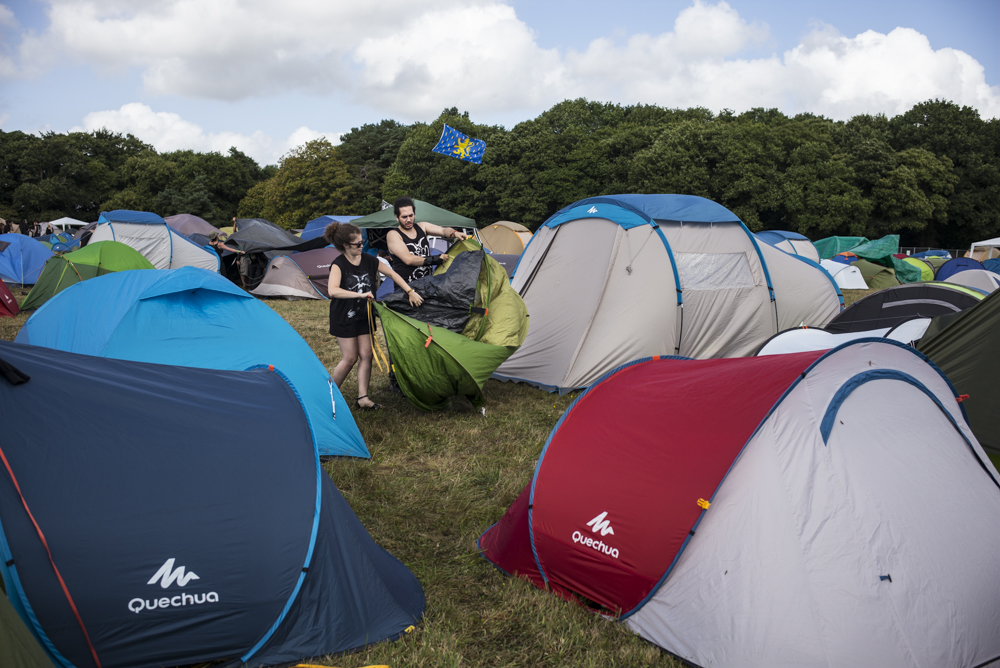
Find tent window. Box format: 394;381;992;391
676;253;755;290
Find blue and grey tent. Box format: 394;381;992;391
935;257;985;281
0;234;53;285
90;210;219;271
16;267;368;458
0;340;423;668
755;230;820;262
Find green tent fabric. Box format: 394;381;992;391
375;239;528;411
917;289;1000;460
21;241;155;309
0;592;55;668
851;259;900;290
902;256;935;282
352;200;475;229
814;236;868;259
926;256;948;274
849;234;922;283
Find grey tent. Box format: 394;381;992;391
164;213;219;239
251;247;342;300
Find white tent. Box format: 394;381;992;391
44;216;88;232
755;230;820;262
495;195;842;391
944;268;1000;293
90;210;219;271
969;236;1000;261
820;259;870;289
756;318;932;355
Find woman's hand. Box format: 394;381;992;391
362;291;375;301
408;290;424;307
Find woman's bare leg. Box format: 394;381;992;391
333;336;359;387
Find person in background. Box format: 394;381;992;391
208;230;244;284
385;196;468;285
326;221;422;410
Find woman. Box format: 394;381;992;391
326;222;423;410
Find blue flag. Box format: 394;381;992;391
431;124;486;164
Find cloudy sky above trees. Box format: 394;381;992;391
2;0;997;165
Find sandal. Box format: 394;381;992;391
355;395;383;411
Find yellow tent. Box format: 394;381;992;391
479;221;532;255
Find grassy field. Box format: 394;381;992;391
3;285;991;667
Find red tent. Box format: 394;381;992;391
0;281;19;317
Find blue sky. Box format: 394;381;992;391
2;0;997;165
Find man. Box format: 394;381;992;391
386;197;468;284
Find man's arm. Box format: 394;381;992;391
418;222;468;241
387;229;439;266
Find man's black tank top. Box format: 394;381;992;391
388;224;433;282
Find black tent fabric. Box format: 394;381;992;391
825;283;983;333
0;340;424;668
918;289;1000;458
231;218;303;253
381;248;483;331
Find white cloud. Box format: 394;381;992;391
6;0;998;127
71;102;338;164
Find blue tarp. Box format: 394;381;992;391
0;340;424;668
982;258;1000;274
913;250;951;258
302;216;361;241
15;267;368;458
0;234;53;285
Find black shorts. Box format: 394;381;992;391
329;318;377;339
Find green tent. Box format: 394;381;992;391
20;241;155;310
925;256;949;274
1;591;55;668
849;234;922;283
814;236;868;259
918;288;1000;464
375;239;528;411
352;200;475;229
851;259;900;290
902;256;935;282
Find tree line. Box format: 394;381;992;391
2;99;997;248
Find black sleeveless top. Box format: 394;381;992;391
388;224;432;282
329;253;379;338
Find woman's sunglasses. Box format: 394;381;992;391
345;241;364;248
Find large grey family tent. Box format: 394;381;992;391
819;259;868;289
755;230;820;262
251;247;341;300
89;210;219;271
919;289;1000;461
301;215;360;241
16;267;368;458
479;221;533;255
376;239;529;411
814;235;867;259
755;318;932;356
164;213;219;238
944;268;1000;293
495;195;842;391
826;282;984;334
0;339;424;668
353;200;477;253
0;280;20;317
0;234;52;285
20;241;154;310
479;340;1000;667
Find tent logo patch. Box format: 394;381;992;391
128;559;219;614
147;558;200;588
587;206;598;214
572;512;620;559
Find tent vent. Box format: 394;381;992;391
880;574;892;583
4;559;13;567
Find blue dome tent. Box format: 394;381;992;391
0;234;53;285
16;267;368;458
301;215;360;241
0;340;423;668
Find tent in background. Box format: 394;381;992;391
479;221;533;255
301;215;360;241
164;213;219;239
16;267;369;459
352;200;477;254
0;281;20;317
918;289;1000;460
0;339;423;668
943;269;1000;294
969;236;1000;261
89;210;219;271
230;218;304;252
814;236;868;259
0;235;52;285
251;247;341;300
20;241;154;310
0;591;53;668
755;230;820;262
480;340;1000;668
495;195;842;392
43;216;87;232
826;282;984;333
819;260;868;290
850;235;922;283
755;319;932;355
902;256;935;281
913;249;951;259
851;259;899;289
936;257;984;281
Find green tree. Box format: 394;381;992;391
337;120;411;214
